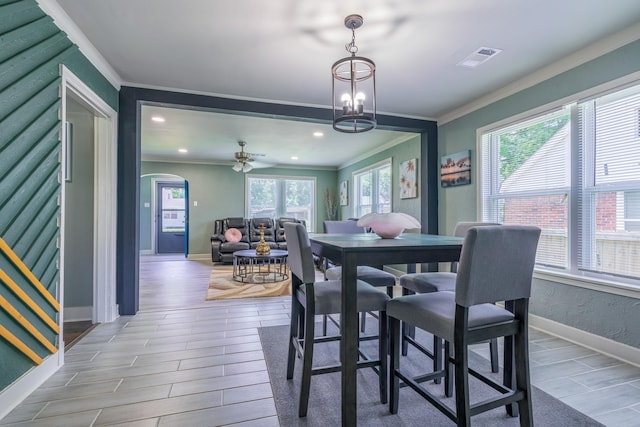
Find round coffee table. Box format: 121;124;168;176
232;249;288;283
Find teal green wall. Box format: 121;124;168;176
438;39;640;348
337;135;422;222
0;0;118;390
141;162;338;255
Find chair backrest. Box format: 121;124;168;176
323;219;366;234
450;222;501;273
284;222;317;283
249;217;275;242
455;225;541;307
275;217;305;242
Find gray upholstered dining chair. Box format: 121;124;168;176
283;222;390;417
399;221;501;373
388;225;540;426
323;219;397;333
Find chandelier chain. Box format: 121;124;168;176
345;27;358;55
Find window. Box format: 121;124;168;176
353;159;391;217
246;175;315;230
480;82;640;282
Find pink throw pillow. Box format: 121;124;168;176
224;228;242;243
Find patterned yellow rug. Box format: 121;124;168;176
205;265;291;300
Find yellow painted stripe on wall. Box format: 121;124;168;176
0;324;43;365
0;237;60;312
0;269;59;334
0;294;58;354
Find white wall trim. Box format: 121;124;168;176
61;65;119;324
63;306;93;322
0;352;62;420
36;0;122;89
187;253;210;261
529;314;640;368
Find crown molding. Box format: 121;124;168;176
437;22;640;125
338;133;419;170
37;0;122;89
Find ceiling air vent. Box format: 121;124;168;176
457;46;502;68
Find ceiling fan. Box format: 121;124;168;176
232;141;266;172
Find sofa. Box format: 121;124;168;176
211;216;306;263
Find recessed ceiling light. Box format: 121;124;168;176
291;156;299;160
313;131;324;137
151;116;165;123
178;148;188;153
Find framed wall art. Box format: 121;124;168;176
441;150;471;187
339;180;348;206
399;158;418;199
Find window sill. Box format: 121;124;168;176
533;269;640;299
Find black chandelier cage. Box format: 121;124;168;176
332;15;377;133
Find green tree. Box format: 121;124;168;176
499;115;569;181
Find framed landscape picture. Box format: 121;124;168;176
399;158;418;199
441;150;471;187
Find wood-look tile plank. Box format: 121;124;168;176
157;398;277;427
94;390;222;425
169;371;270;397
35;385;171;418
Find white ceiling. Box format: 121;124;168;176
50;0;640;168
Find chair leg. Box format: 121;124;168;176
454;312;471;426
378;310;388;404
299;304;316;417
433;336;443;384
444;340;453;397
361;311;367;333
322;314;328;336
389;316;401;414
401;287;414;356
287;295;300;379
490;337;499;373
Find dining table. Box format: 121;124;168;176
309;232;464;426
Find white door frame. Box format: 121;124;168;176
60;65;118;328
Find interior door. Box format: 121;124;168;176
156;182;186;253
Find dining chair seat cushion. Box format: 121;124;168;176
386;291;514;343
298;279;390;315
399;272;456;294
325;266;397;288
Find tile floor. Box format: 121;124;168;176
1;256;639;426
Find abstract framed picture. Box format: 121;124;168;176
339;180;348;206
441;150;471;187
399;158;418;199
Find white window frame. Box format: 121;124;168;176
245;174;316;231
351;158;392;217
477;74;640;298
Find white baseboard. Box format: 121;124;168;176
529;313;640;368
187;253;210;260
64;306;92;322
0;352;63;419
140;249;153;255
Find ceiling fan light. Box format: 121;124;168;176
232;163;243;172
243;163;253;173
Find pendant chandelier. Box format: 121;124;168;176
332;14;376;133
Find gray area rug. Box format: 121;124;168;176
259;324;604;426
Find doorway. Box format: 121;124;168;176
156;181;187;254
60;65;118;334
